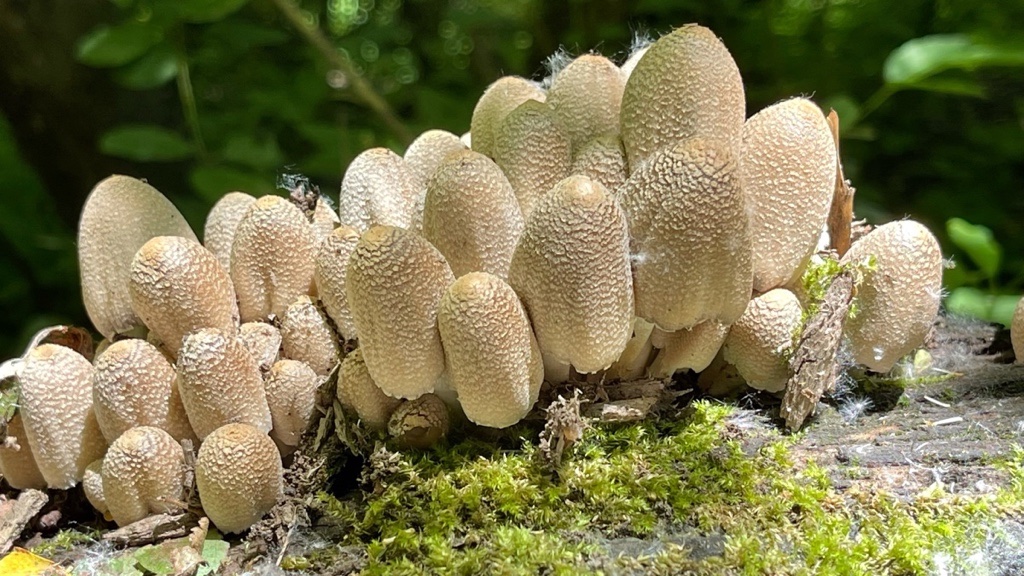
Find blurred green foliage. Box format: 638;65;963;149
0;0;1023;357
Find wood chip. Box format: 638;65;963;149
826;110;855;258
0;489;48;555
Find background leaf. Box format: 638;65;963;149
945;288;1020;327
884;34;1024;88
113;44;179;90
176;0;252;23
75;20;163;68
99;125;194;162
946;218;1002;281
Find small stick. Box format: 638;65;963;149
922;396;951;409
826;110;855;258
931;416;964;427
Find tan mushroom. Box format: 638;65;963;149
129;236;239;356
606;318;656;382
176;328;272;439
314;225;361;341
336;348;402;430
569;133;628;194
438;272;543;428
101;426;185;526
279;296;341;375
547;54;625;152
388;394;450;449
648;320;730;378
618;137;752;331
238;321;282;372
78;175;198;339
82;459;109;518
195;423;282;534
508;175;633;379
470;76;546;159
741;98;838;292
346;226;455;399
338;148;421;232
263;360;318;456
230;195;318;322
0;413;47;489
493;99;571;218
421;150;524;279
840;220;943;372
620;24;745;170
92;338;196;444
722;289;803;392
311;196;340;245
203;191;256;272
404;129;468;184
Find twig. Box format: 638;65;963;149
176;47;207;158
922;395;951;409
270;0;412;144
931;416;964;427
826;110;854;257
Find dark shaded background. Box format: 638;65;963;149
1;0;1022;358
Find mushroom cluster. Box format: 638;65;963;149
0;23;947;534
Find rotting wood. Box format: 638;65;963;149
826;110;855;258
0;489;48;555
781;269;855;431
101;511;201;547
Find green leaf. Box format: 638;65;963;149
76;21;163;68
100;125;194;162
946;218;1002;281
114;44;179;90
883;34;1024;88
197;538;229;576
220;134;284;170
176;0;251;23
189;165;276;203
945;288;1020;327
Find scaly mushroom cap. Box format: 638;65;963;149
438;272;543;428
230;195;318;322
176;328;272;439
422;150;524;279
619;137;752;331
493;99;571;219
238;322;282;372
470;76;546;159
619;45;650;81
620;25;745;170
18;344;107;488
648;320;730;378
203;191;256;272
279;296;341;375
314;225;361;340
78;175;198;339
311;197;340;246
346;226;455;399
195;423;282;534
388;394;450;449
508;175;634;376
92;339;196;445
101;426;185;527
129;236;239;356
548;54;625;151
741;98;838;292
1013;297;1024;363
404;129;468;184
263;360;318;456
0;413;47;489
722;289;802;392
840;220;943;372
338;148;420;232
82;459;108;517
337;348;401;430
569;133;629;194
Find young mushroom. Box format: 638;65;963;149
0;413;47;490
263;360;318;456
196;423;282;534
493;99;572;218
337;348;402;430
203;191;256;272
338;148;421;232
404;129;468;184
569;133;629;194
470;76;546;159
722;289;803;392
314;225;363;341
388;394;450;449
239;321;283;373
648;320;730;379
82;459;109;519
101;426;186;527
279;296;341;376
547;54;625;152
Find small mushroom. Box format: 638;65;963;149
547;54;625;151
101;426;185;527
313;226;361;341
569;133;628;194
493;99;571;218
78;175;198;339
279;296;341;376
648;320;730;378
404;129;468;184
336;348;402;430
82;459;109;518
338;148;421;232
722;289;803;392
238;322;283;373
176;328;272;439
437;272;543;428
129;236;239;356
470;76;546;159
196;423;282;534
388;394;450;449
346;226;455;399
203;191;256;272
0;413;47;490
92;339;196;445
264;360;318;456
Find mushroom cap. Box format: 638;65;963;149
313;225;362;341
203;191;256;272
238;321;283;373
279;296;341;376
92;338;196;445
470;76;546;159
438;272;543;428
337;349;401;430
508;175;634;374
649;320;730;378
404;129;468;184
421;150;524;279
310;197;341;246
264;360;318;456
346;226;455;399
722;289;803;392
619;45;650;81
195;423;282;534
18;344;107;488
230;195;318;322
0;413;47;490
569;133;629;195
1013;296;1024;363
338;148;420;232
547;54;625;151
618;137;752;331
388;394;450;449
840;220;943;372
129;236;239;356
101;426;185;527
176;328;272;439
620;24;745;170
493;99;571;219
78;175;198;339
741;98;838;292
82;459;108;517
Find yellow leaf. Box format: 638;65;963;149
0;548;66;576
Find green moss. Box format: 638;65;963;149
308;401;1024;574
31;528;101;557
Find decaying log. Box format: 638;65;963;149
101;511;201;547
